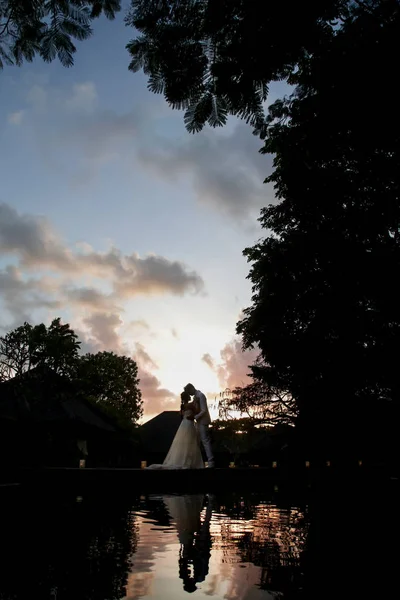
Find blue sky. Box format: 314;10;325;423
0;7;288;419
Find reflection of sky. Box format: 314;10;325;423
124;497;304;600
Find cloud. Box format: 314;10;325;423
202;353;215;370
17;79;272;221
0;203;204;298
28;81;97;116
83;312;124;353
16;80;142;185
217;337;259;390
0;202;73;271
130;319;151;332
0;203;204;415
138;369;177;417
138;123;275;221
114;254;204;298
0;209;180;416
64;307;174;417
0;265;60;324
8;110;24;125
63;111;138;180
77;314;176;418
202;333;259;391
65;82;97;114
26;84;47;112
132;343;177;417
63;286;117;312
134;342;158;371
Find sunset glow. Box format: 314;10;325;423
0;11;279;419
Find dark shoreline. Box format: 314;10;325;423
1;464;398;496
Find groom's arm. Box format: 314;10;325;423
194;391;207;421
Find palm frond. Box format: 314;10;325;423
56;33;76;67
126;36;152;72
0;43;14;68
208;93;228;128
184;92;212;133
61;18;92;42
88;0;121;20
148;67;165;94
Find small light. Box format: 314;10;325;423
272;461;277;468
229;461;235;468
141;461;147;469
79;459;86;469
205;462;208;468
274;485;279;492
326;461;331;467
76;496;83;503
358;460;363;467
305;461;310;468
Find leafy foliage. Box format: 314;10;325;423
126;1;400;452
76;350;143;429
0;319;143;429
126;0;347;133
219;378;298;428
238;0;400;447
0;0;121;68
212;416;269;463
0;317;80;380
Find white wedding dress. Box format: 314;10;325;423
147;410;204;470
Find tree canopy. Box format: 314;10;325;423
0;317;80;379
237;0;400;449
126;0;360;133
0;319;143;429
0;0;121;68
77;350;143;429
126;0;400;453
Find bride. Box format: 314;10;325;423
147;392;204;470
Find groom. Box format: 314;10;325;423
184;383;215;468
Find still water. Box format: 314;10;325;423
0;480;397;599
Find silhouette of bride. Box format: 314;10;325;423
163;494;214;593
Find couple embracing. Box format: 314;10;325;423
148;383;215;470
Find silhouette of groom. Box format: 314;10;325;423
184;383;215;468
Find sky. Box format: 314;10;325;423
0;5;288;421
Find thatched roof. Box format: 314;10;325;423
0;366;117;433
140;411;181;453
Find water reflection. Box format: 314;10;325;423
126;493;305;600
0;481;397;599
164;494;210;592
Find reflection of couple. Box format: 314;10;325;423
148;383;215;469
163;494;213;593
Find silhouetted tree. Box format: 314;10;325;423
0;317;80;380
219;378;297;427
0;320;143;431
238;1;400;453
127;1;400;455
126;0;370;133
77;351;143;429
0;0;120;68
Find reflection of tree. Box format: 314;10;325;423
211;493;308;597
0;493;137;600
237;507;307;596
